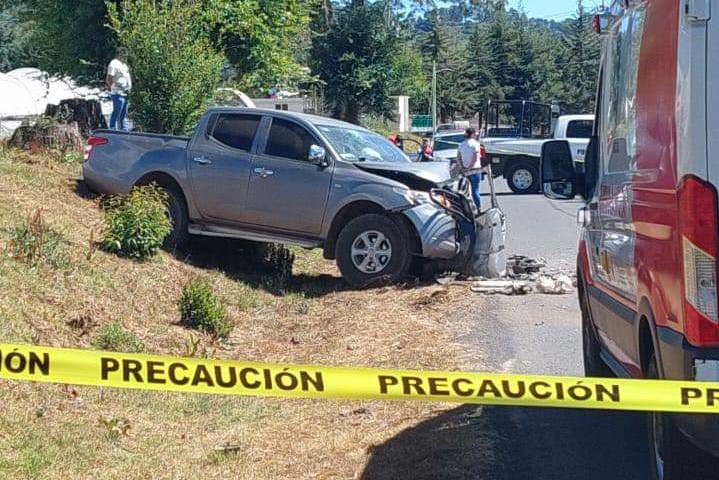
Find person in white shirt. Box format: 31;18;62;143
456;128;484;212
106;47;132;131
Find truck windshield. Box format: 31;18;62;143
317;125;411;163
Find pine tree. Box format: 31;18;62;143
559;0;600;112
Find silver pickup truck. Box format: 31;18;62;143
83;108;465;287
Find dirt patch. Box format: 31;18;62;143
0;146;494;479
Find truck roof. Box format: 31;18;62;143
205;107;365;130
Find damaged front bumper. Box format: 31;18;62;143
402;203;462;260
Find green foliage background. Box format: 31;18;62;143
1;0;601;127
108;0;224;135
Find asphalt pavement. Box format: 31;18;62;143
362;182;651;479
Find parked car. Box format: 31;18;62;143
483;111;594;194
541;1;719;478
83;108;468;287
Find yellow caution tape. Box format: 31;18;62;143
2;343;719;414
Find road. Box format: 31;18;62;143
362;184;650;480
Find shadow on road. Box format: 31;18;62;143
361;405;649;480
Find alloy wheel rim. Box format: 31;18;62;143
351;230;392;274
513;169;533;190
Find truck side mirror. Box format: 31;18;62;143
541;140;577;200
308;144;328;167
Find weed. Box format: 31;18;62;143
261;243;295;295
179;278;231;338
92;322;144;353
8;209;68;268
101;185;170;260
97;417;131;442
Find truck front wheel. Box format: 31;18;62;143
336;214;412;288
506;162;540;194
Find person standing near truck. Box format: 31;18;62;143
106;47;132;131
456;128;483;211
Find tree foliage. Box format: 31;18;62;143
108;0;223;135
10;0;117;81
311;2;399;123
197;0;315;95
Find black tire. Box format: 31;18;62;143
160;183;189;251
647;357;700;480
579;278;613;377
335;213;412;288
506;162;540;194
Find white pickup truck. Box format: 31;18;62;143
480;115;594;194
483;114;594;193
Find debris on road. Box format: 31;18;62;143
508;255;546;275
437;254;575;295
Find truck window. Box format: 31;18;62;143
566;120;594;139
211;114;261;151
434;134;464;151
601;6;646;173
265;118;316;161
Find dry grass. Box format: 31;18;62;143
0;145;489;479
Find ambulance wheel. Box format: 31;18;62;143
506;162;539;194
647;356;700;480
578;275;613;377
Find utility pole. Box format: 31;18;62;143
432;61;437;135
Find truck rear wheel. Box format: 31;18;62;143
506;162;539;194
160;184;189;251
336;214;412;288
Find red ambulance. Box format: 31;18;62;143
541;0;719;478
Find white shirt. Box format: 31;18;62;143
457;138;482;172
107;59;132;95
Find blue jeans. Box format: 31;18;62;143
467;173;482;212
110;94;129;130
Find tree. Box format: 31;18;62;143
387;44;430;113
198;0;315;95
12;0;118;82
420;10;474;121
558;0;600;112
0;5;33;71
311;3;399;123
108;0;223;135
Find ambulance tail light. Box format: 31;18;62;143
679;176;719;346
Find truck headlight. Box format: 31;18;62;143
430;190;453;211
394;187;431;206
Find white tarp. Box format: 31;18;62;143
0;68;112;137
0;72;39;117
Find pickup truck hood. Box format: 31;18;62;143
355;161;451;191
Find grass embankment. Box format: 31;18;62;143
0;145;488;479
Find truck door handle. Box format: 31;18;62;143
253;167;274;178
193;156;212;165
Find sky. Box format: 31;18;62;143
509;0;593;20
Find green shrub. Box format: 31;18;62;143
262;243;295;295
108;0;224;135
9;209;68;268
101;185;171;260
179;278;231;338
93;322;145;353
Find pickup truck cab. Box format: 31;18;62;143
541;1;719;478
83;108;465;287
483;112;594;194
